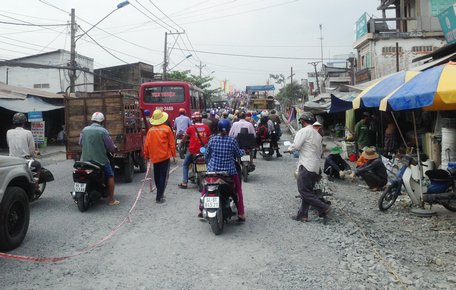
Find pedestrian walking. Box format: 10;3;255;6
144;109;176;203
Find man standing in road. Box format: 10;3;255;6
144;109;176;203
288;112;331;222
79;112;119;206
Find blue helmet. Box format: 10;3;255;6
144;109;151;116
218;119;231;133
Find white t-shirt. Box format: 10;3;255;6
288;124;322;173
7;127;36;158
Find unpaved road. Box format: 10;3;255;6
2;131;456;289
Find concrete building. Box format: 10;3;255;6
0;49;93;93
94;62;154;91
353;0;451;84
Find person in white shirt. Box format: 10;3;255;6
7;112;37;158
229;112;256;138
288;112;331;222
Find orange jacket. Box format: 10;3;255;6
144;124;176;164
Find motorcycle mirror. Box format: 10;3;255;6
200;147;207;154
283;141;292;146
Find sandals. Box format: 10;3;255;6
108;200;120;206
178;183;188;189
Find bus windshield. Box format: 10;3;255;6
143;86;185;104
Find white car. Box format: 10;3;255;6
0;156;35;251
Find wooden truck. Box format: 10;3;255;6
65;90;147;182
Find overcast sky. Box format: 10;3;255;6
0;0;381;91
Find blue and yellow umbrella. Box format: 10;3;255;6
352;70;420;109
380;62;456;111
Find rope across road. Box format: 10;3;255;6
0;163;179;263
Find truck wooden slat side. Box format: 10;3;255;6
65;90;147;182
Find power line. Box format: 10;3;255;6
132;0;176;31
147;0;184;32
0;20;67;27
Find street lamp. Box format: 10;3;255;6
167;54;192;72
69;1;130;93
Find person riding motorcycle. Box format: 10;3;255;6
6;113;42;183
201;119;246;222
178;112;211;189
79;112;119;206
173;108;192;137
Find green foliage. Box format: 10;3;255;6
275;81;308;107
269;73;286;87
167;70;220;104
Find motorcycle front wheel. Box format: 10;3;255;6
208;208;224;235
378;185;399;211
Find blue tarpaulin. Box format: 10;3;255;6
329;94;355;113
246;85;275;93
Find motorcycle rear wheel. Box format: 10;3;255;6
378;185;399;211
209;208;224;235
77;193;90;212
242;165;248;182
442;201;456;212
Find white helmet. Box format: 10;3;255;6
91;112;105;123
261;110;269;117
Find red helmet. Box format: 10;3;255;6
179;108;186;114
191;112;202;122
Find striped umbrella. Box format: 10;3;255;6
380;61;456;111
352;70;420;109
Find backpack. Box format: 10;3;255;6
257;124;269;140
273;122;282;138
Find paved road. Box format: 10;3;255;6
2;131;456;289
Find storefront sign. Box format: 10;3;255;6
28;111;43;122
355;13;368;40
438;3;456;44
31;121;45;144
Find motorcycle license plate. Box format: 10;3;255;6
176;139;182;144
204;196;219;208
241;155;251;162
263;143;270;148
196;164;207;172
74;182;86;192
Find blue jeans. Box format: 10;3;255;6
182;153;194;183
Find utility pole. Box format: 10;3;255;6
6;68;8;85
163;31;185;80
309;61;320;95
290;66;295;84
195;61;206;78
69;8;76;93
319;24;324;67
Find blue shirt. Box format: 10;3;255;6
174;115;192;135
206;135;244;175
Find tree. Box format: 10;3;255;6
269;73;286;87
166;70;220;104
275;81;308;108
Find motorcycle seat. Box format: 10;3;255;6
74;160;102;170
426;169;453;182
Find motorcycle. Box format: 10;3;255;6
25;156;54;201
378;155;456;212
188;153;207;192
176;132;187;159
200;171;238;235
239;148;255;182
259;139;273;161
71;160;108;212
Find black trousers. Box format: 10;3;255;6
153;159;170;201
359;171;387;189
296;165;330;218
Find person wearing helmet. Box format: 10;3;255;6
173;108;191;137
144;109;151;126
178;112;211;189
208;110;219;134
287;111;331;222
7;112;38;158
200;119;246;221
79;112;119;206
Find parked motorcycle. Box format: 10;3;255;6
71;160;108;212
25;157;54;201
188;153;207;192
378;155;456;212
201;171;238;235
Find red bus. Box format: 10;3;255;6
139;81;206;127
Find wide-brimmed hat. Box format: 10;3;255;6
362;147;379;160
330;146;343;155
150;109;168;125
313;121;322;127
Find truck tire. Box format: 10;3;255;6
0;186;30;252
124;154;134;183
138;155;147;173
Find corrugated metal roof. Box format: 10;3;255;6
0;82;63;99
